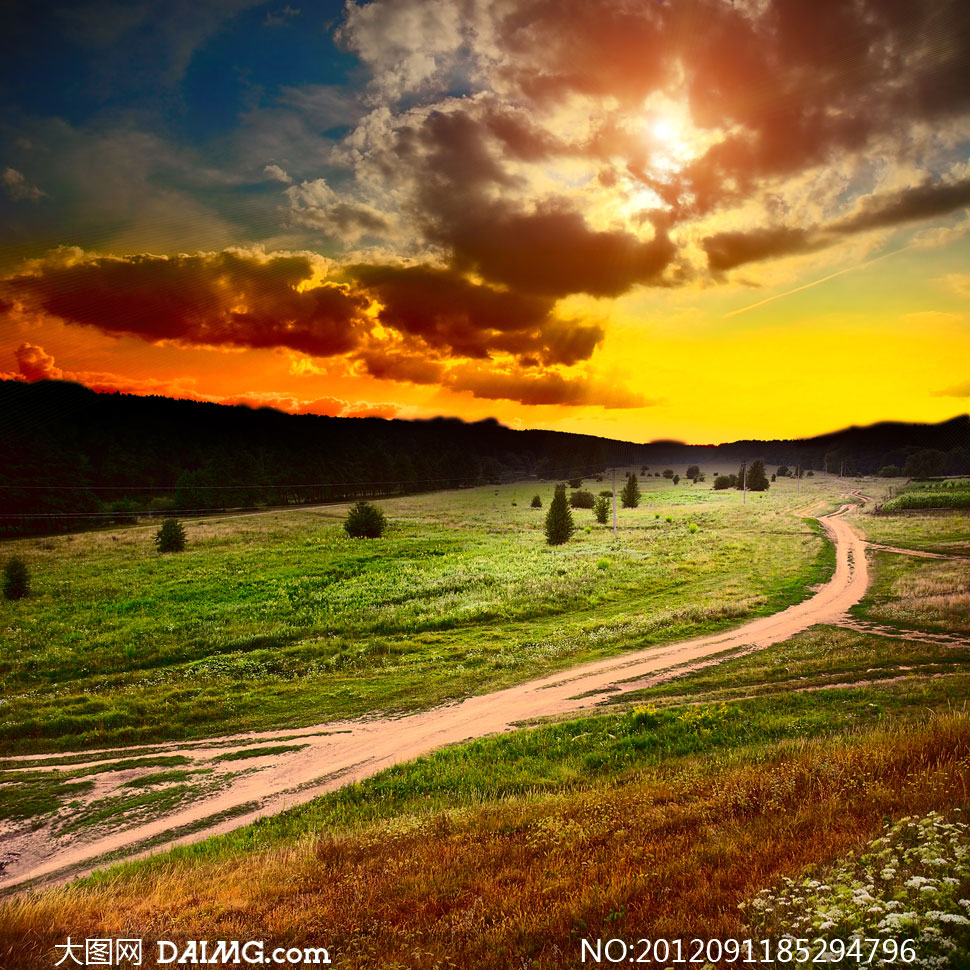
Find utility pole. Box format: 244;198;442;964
612;466;617;539
742;462;747;504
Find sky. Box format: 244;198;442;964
1;0;969;444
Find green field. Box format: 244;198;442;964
0;472;843;753
4;473;970;968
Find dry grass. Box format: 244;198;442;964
862;556;970;634
3;714;969;969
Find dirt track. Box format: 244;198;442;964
0;498;870;893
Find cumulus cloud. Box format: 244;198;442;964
3;248;369;358
263;163;293;184
2;246;649;410
323;0;970;291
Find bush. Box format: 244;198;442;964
878;464;902;478
154;518;187;553
594;495;610;524
713;475;734;490
672;474;680;485
777;465;790;477
2;556;30;600
544;484;574;545
567;478;583;488
685;464;700;481
621;473;641;508
598;489;612;497
569;489;595;509
344;501;387;539
662;468;674;479
530;494;542;508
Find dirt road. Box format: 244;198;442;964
0;498;869;892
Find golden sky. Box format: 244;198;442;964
2;0;969;443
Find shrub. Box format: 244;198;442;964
596;557;611;570
688;522;699;534
598;489;612;497
594;495;610;524
878;464;902;478
662;468;674;479
530;494;542;508
685;464;700;481
344;501;387;538
713;475;734;490
154;518;187;553
621;473;641;508
569;489;595;509
544;484;574;545
2;556;30;600
568;478;583;488
672;474;680;484
777;465;790;477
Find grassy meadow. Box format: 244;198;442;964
4;471;970;967
0;470;842;754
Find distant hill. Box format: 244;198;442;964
1;379;968;535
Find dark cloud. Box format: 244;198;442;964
494;0;672;106
356;350;446;385
4;249;368;357
832;178;970;235
703;177;970;272
703;226;819;272
426;200;675;298
446;364;651;408
348;263;604;362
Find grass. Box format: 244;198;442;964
853;550;970;634
0;473;846;753
2;706;968;967
211;743;307;762
1;482;968;967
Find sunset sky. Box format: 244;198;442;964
2;0;969;443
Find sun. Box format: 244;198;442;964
651;117;677;145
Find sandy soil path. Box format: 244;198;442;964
0;498;870;893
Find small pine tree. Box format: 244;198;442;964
621;473;641;508
594;495;610;524
531;494;542;508
685;464;700;481
544;484;574;545
672;474;680;485
154;518;187;553
2;556;30;600
747;459;770;491
344;501;387;538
